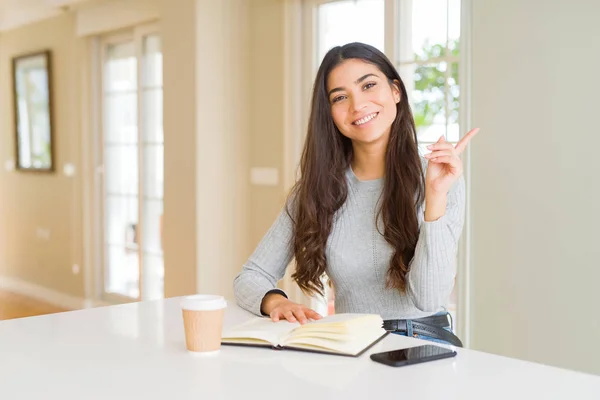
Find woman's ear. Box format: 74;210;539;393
393;79;401;103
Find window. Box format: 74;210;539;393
397;0;461;154
307;0;461;149
100;26;164;302
315;0;385;63
299;0;464;322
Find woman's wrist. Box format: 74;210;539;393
260;293;287;315
424;188;448;222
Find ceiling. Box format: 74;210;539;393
0;0;92;32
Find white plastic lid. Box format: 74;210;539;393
181;294;227;311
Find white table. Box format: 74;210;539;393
0;298;598;399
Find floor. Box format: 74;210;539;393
0;289;67;321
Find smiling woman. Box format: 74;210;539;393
326;61;401;170
287;43;427;296
234;42;478;348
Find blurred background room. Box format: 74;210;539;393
0;0;598;376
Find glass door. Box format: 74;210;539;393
100;25;163;303
140;33;164;301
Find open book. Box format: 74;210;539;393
221;313;388;357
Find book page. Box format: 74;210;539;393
281;313;385;355
221;317;301;347
289;314;383;335
304;313;377;324
284;328;387;356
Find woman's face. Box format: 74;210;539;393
326;59;400;146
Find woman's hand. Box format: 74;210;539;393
424;128;480;195
261;293;322;325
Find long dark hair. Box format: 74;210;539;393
287;42;424;296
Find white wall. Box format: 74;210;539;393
0;13;87;299
194;0;250;297
469;0;600;375
160;0;198;297
161;0;251;299
75;0;159;36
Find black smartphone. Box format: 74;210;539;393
370;345;457;367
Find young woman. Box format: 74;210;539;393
233;42;478;346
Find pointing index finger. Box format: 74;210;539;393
454;128;480;154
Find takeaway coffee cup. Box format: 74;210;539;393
181;294;227;354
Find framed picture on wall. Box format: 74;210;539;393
12;50;54;172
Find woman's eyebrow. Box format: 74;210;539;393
328;73;379;97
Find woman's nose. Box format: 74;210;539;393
350;94;368;113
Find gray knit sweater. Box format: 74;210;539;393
233;159;465;320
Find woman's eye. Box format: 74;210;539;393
332;95;346;103
364;82;376;90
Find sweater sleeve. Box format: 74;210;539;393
407;169;466;312
233;203;295;316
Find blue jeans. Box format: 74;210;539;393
390;312;455;346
